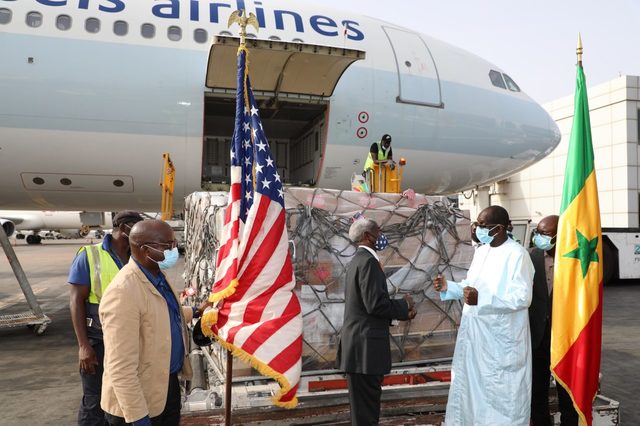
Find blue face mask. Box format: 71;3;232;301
146;246;179;270
533;233;556;251
374;233;389;251
475;225;499;245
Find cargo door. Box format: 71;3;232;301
203;36;365;187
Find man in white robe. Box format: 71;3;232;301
434;205;534;425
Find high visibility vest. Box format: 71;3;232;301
363;142;389;171
79;243;121;304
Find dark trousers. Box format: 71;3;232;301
531;322;552;426
346;372;384;426
104;373;181;426
78;339;108;426
556;383;579;426
531;321;579;426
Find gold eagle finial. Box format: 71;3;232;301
228;10;259;46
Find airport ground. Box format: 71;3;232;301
0;239;638;425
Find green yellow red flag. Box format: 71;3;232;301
551;60;603;425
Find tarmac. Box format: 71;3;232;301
0;238;638;425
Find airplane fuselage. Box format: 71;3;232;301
0;0;560;211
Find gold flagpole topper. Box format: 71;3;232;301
576;33;583;66
228;9;259;46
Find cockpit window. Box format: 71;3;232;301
503;73;521;92
0;8;12;25
489;70;506;89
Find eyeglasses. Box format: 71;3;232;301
143;240;178;249
533;230;556;238
471;222;502;230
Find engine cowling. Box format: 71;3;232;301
0;219;16;237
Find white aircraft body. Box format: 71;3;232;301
0;0;560;212
0;210;111;243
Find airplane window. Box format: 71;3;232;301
56;14;71;31
503;73;521;92
168;26;181;41
26;11;42;28
0;8;11;25
113;20;128;36
246;33;257;39
489;70;506;89
141;23;155;39
219;30;232;36
194;28;207;43
268;36;281;41
292;38;304;43
85;18;100;33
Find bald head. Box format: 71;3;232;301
129;219;173;246
537;215;559;236
128;220;176;271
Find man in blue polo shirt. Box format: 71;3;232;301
68;211;144;426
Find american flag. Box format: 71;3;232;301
201;46;303;408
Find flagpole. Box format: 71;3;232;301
223;11;259;426
577;33;583;66
225;350;233;426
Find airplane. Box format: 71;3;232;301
0;210;112;244
0;0;561;213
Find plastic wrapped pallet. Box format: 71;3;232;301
183;188;473;376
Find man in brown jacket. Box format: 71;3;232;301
99;220;201;426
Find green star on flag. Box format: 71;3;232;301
563;229;599;278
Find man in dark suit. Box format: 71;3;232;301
529;215;579;425
337;217;416;425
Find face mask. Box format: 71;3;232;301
374;233;389;251
533;233;555;251
475;225;499;245
146;246;179;270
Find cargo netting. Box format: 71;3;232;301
183;188;473;376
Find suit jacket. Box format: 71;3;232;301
528;247;551;350
99;261;193;423
337;247;410;375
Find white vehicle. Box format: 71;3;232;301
0;210;112;244
0;0;559;212
600;228;640;282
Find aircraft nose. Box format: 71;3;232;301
512;97;561;164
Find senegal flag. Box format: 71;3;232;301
551;62;603;425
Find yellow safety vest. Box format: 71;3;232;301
79;243;121;304
363;141;389;171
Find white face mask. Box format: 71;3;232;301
475;224;500;245
145;245;179;270
533;233;556;251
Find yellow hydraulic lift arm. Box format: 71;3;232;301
160;153;175;221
